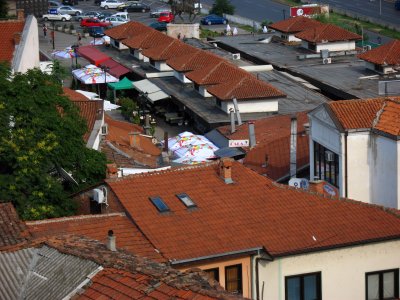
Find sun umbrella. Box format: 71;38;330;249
52;46;78;59
72;64;118;84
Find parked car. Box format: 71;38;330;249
149;21;167;32
117;1;142;9
43;12;71;21
62;0;78;5
100;0;124;9
104;16;128;26
200;14;228;25
149;7;171;18
157;11;174;23
118;2;150;12
74;11;101;21
48;1;61;8
97;11;113;20
111;12;130;20
88;26;105;37
94;0;102;5
57;5;82;15
396;0;400;10
80;18;111;27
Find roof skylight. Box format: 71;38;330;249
176;193;196;208
149;197;170;213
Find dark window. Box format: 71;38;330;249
313;141;339;187
285;272;321;300
216;99;221;107
176;193;196;208
114;40;119;47
204;268;219;283
366;269;399;300
149;196;170;212
225;264;242;295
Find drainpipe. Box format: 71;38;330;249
232;97;242;126
254;252;273;300
290;116;297;178
230;108;236;133
345;132;348;198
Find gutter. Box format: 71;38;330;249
254;251;273;300
170;247;263;266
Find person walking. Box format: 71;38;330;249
77;32;82;46
43;24;48;38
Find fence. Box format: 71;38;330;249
223;13;261;30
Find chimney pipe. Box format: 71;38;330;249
230;108;236;133
106;164;118;179
17;9;24;21
107;230;116;251
248;121;256;148
219;157;233;184
129;132;141;149
290;116;297;178
232;98;242;126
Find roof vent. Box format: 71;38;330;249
232;53;241;60
107;230;116;251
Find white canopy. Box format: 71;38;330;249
75;89;120;111
133;79;169;103
72;64;119;84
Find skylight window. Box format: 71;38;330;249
176;193;196;208
149;197;170;213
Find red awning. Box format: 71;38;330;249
76;45;109;66
100;58;130;78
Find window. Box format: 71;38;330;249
204;268;219;283
225;264;242;295
366;269;399;300
176;193;196;208
285;272;321;300
149;196;170;213
313;141;339;187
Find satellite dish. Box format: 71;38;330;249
57;167;78;186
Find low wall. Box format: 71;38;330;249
223;13;261;30
167;23;200;39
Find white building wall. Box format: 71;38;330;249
111;39;128;50
220;99;278;114
370;135;399;208
288;34;301;42
133;50;149;62
154;61;172;71
316;41;355;52
12;16;40;73
198;86;213;98
258;240;400;300
173;71;192;83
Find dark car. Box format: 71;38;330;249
97;11;113;19
74;11;101;21
200;14;228;25
149;21;167;32
118;2;150;12
88;26;105;37
62;0;78;5
396;0;400;10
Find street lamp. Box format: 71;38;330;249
51;21;55;50
100;65;110;99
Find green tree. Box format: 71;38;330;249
0;0;8;18
210;0;235;16
0;64;107;220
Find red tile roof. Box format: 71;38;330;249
77;268;219;300
207;76;286;100
269;16;321;34
0;21;24;63
217;112;309;180
358;40;400;66
0;203;30;249
295;23;361;43
123;30;172;50
166;50;222;72
104;21;151;41
107;161;400;259
63;87;89;102
26;213;165;262
373;99;400;136
142;39;196;61
73;100;103;142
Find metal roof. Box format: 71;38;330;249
0;246;100;300
133;79;170;103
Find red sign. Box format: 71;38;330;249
290;5;321;17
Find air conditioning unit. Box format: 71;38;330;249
232;53;241;60
363;45;372;52
289;178;310;190
101;124;108;135
325;150;335;162
322;58;332;64
92;187;108;205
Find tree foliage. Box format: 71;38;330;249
210;0;235;16
0;64;107;220
0;0;8;18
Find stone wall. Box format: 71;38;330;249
167;23;200;39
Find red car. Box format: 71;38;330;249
157;12;174;23
80;18;111;27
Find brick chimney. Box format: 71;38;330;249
219;157;233;184
129;132;141;149
106;164;118;179
107;230;116;251
17;9;25;21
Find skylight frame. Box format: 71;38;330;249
149;196;170;213
176;193;197;208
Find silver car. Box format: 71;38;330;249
150;7;171;18
57;5;82;16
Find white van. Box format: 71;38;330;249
111;12;130;21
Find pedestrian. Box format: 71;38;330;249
77;32;82;45
177;33;181;40
43;24;48;38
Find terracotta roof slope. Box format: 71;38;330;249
295;23;361;43
73;100;103;142
269;16;321;34
373;99;400;136
0;21;24;63
107;161;400;260
0;203;30;249
104;21;150;40
26;213;165;262
63;87;89;102
167;50;223;72
142;40;196;61
123;30;172;50
358;40;400;65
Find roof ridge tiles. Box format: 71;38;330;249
25;213;126;225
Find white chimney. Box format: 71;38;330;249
248;121;256;148
290;116;297;178
230;108;236;133
107;230;116;251
232;98;242;126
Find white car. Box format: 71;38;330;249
111;12;130;20
42;12;72;21
104;16;128;26
100;0;124;9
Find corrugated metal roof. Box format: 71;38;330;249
0;246;100;300
133;79;169;103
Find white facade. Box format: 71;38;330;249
257;240;400;300
309;105;400;209
111;38;128;50
301;40;356;53
152;61;173;72
220;99;279;114
198;86;213;98
365;61;395;74
12;15;40;73
173;71;192;83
